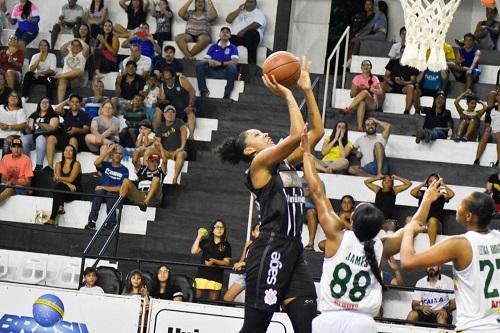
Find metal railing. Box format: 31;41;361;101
322;26;350;123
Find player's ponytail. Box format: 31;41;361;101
216;131;251;164
363;240;387;291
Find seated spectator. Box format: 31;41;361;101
132;119;155;161
191;219;231;301
0;91;26;155
382;257;404;286
348;0;388;61
448;33;481;91
22;40;57;101
226;0;267;65
474;85;500;165
350;0;375;39
410;174;454;245
388;27;406;59
51;0;84;49
0;138;32;204
318;194;355;251
8;0;40;47
21;97;59;171
79;267;104;293
486;171;500;212
142;73;160;120
122;269;147;296
151;0;173;50
0;35;24;91
83;0;108;39
85;143;129;230
55;93;91;152
82;80;108;118
150;264;183;301
364;174;412;231
472;6;499;50
381;45;418;114
348;117;391;177
94;20;119;75
75;24;96;81
46;144;81;225
223;223;259;302
414;69;448;115
416;91;453;143
454;90;489;142
0;71;12;106
119;44;151;77
55;38;90;103
302;178;324;250
152;45;183;77
119;94;146;147
176;0;218;59
114;60;147;115
406;266;455;326
155;67;196;139
85;101;120;153
195;27;239;100
121;23;160;60
119;151;165;211
150;105;187;185
316;120;351;174
115;0;150;39
344;59;383;130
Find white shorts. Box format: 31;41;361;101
232;273;246;288
312;310;377;333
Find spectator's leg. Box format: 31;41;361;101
21;134;34;159
51;23;62;50
414;86;422;114
57;78;68;103
88;189;106;223
189;34;211;57
21;30;38;48
305;208;318;248
46;135;57;168
223;283;245;302
172;150;187;185
314;159;330;173
327;158;349;173
119;178;132;199
240;30;260;64
427;217;441;246
85;134;100;153
440;70;449;92
495;132;500;164
447;63;464;80
402;85;415;114
465;119;478;141
69;137;79;152
144;177;161;206
50;192;64;221
207;290;220;301
186;109;196;140
465;71;474;91
105;192;119;226
348;165;372;177
175;33;193;58
35;135;47;167
436;309;449;325
5;70;17;91
195;61;210;94
406;310;419;321
475;125;491;164
223;64;238;98
373;142;386;176
0;188;14;204
22;71;36;98
113;24;130;39
456;119;467;139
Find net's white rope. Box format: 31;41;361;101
400;0;462;71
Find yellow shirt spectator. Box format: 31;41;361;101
322;137;353;162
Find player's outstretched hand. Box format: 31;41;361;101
296;56;312;92
422;178;443;204
262;73;291;98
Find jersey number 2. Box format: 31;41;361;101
330;263;371;302
479;259;500;299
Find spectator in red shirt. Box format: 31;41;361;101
0;35;24;90
0;137;33;204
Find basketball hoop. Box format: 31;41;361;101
400;0;462;71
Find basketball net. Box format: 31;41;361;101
400;0;462;71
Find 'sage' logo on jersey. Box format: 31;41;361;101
266;251;282;285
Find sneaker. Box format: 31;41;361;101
473;159;480;165
460;137;468;142
223;93;231;99
138;202;147;212
34;164;43;172
415;129;423;143
423;129;430;143
103;222;116;231
84;221;96;230
453;136;462;142
200;90;210;98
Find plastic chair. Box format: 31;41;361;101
124;270;154;292
56;262;80;289
18;258;46;285
170;274;195;303
96;266;122;294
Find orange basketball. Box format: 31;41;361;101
480;0;496;8
262;51;301;87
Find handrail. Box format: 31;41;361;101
322;26;350;123
0;183;119;199
298;76;321;111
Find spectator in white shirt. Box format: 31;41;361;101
22;39;57;101
79;267;105;294
55;38;90;103
388;26;406;59
120;44;151;77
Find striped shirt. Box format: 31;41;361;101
184;10;211;36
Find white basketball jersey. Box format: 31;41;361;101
318;231;383;317
454;230;500;332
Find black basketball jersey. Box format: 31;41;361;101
245;161;305;238
136;165;165;192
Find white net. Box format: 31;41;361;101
400;0;462;71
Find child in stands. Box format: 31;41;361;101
79;266;104;294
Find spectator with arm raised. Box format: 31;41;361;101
316;120;351;174
8;0;40;48
83;0;108;39
454;90;489;142
151;0;173;50
121;22;160;60
114;0;150;39
51;0;84;50
55;38;90;103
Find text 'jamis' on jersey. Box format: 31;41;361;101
245;161;305;238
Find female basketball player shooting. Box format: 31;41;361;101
301;126;426;332
401;181;500;332
217;58;324;333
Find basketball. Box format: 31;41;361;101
262;51;301;87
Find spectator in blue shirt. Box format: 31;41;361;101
195;27;239;100
121;22;160;60
85;144;129;230
448;33;481;91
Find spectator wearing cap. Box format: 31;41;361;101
119;150;165;211
152;45;184;77
133;119;155;162
119;44;151;77
415;91;454;144
55;93;91;153
0;138;33;204
225;0;266;65
114;60;146;116
448;33;481;92
195;26;239;100
149;105;187;185
85;143;129;230
453;90;489;142
79;267;104;294
119;94;146;148
55;38;90;103
121;22;160;60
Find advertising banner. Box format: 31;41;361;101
0;282;142;333
148;299;294;333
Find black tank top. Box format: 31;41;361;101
245;161;305;238
61;161;82;192
162;76;189;120
374;188;396;219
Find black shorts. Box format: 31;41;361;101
421;88;439;97
244;232;316;312
56;133;86;151
417;309;453;324
390;83;413;94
